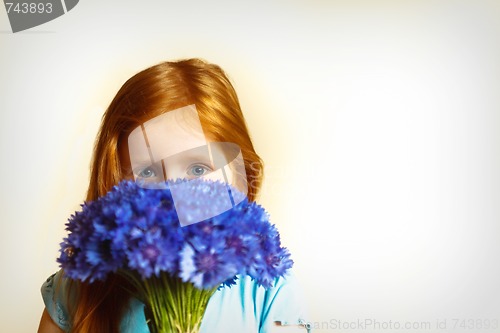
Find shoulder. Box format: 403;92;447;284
41;270;71;332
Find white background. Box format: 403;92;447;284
1;1;499;332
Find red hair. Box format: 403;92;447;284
67;58;264;332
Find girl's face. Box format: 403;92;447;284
119;104;241;187
119;104;248;226
120;105;247;226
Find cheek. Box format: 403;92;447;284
203;166;248;197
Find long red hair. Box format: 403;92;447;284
67;58;264;332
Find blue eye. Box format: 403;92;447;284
138;167;156;178
188;164;211;178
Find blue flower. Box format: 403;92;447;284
58;178;293;289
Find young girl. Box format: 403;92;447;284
38;58;308;333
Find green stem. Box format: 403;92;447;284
118;271;217;333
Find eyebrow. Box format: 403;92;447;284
130;161;163;175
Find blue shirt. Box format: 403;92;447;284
41;270;308;332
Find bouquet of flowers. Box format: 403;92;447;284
57;178;293;333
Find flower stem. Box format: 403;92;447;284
119;271;217;333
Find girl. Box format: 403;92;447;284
38;58;308;333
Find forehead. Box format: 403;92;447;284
127;105;207;164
